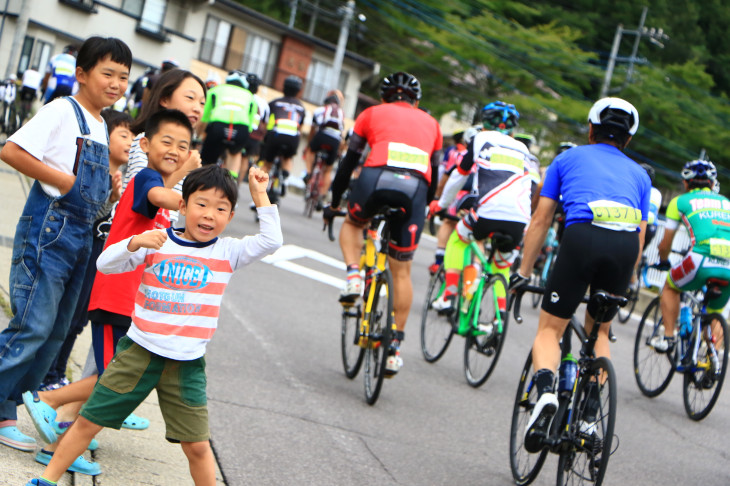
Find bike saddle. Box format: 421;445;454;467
590;290;628;309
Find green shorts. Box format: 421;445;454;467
80;336;209;443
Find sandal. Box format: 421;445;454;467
22;391;57;444
35;449;101;476
122;412;149;430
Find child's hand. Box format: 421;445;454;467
109;170;123;203
58;174;76;195
248;166;272;208
128;229;167;252
182;149;202;173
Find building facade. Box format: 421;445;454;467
0;0;379;118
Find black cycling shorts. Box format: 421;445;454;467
20;86;37;102
45;84;73;104
261;132;300;162
461;213;525;252
347;166;428;262
201;122;250;165
308;131;341;166
241;137;261;158
542;223;639;320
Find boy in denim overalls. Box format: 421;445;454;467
0;37;132;451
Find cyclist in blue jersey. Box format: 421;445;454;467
42;45;77;104
510;98;650;453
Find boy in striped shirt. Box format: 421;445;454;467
26;164;282;486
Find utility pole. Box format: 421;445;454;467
600;7;668;98
331;0;354;92
307;0;320;35
288;0;298;28
5;0;29;78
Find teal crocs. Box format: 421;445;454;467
0;424;36;451
122;412;149;430
35;449;101;476
22;391;57;444
51;420;98;451
26;479;56;486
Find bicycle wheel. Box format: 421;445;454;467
509;351;548;486
364;269;393;405
557;356;617;486
683;313;729;421
464;274;508;388
303;167;321;218
633;296;675;397
420;264;454;363
341;303;364;379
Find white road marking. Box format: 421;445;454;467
262;244;346;288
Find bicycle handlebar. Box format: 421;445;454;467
323;208;346;242
509;284;543;324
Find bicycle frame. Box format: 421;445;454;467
458;240;504;335
358;217;393;347
675;291;721;374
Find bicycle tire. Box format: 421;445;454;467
464;274;508;388
682;312;729;421
509;351;548;485
557;356;617;486
420;264;454;363
7;104;20;135
633;296;675;397
364;268;393;405
341;302;364;379
303;164;321;218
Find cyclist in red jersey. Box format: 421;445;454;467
324;72;442;375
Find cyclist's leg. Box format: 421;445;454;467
657;252;702;344
388;259;413;332
200;122;225;166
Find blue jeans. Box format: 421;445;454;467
0;97;109;420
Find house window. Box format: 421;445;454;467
17;37;52;75
304;59;348;104
139;0;167;34
199;15;231;67
121;0;144;16
241;35;279;86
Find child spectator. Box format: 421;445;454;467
23;108;199;475
39;109;131;392
125;68;206;226
26;164;283;485
0;36;131;452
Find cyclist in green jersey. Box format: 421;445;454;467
652;160;730;352
200;70;257;179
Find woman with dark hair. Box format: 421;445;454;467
123;68;206;226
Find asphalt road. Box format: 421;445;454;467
205;191;730;486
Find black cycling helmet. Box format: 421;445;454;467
681;159;717;182
588;97;639;135
380;71;422;103
283;75;302;96
63;45;78;56
226;70;249;89
481;101;519;134
246;73;261;94
640;163;656;184
514;133;535;150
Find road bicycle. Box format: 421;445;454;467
303;149;327;218
633;279;729;420
531;226;558;309
509;285;625;486
327;207;399;405
420;234;511;387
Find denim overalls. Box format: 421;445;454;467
0;97;109;420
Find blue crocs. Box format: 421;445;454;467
52;421;98;451
22;391;57;444
35;449;101;476
0;424;36;451
122;412;149;430
25;478;56;486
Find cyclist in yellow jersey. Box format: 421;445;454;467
651;160;730;352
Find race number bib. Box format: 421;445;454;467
588;200;641;231
386;142;429;173
709;238;730;259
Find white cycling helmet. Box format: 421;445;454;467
588;97;639;136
